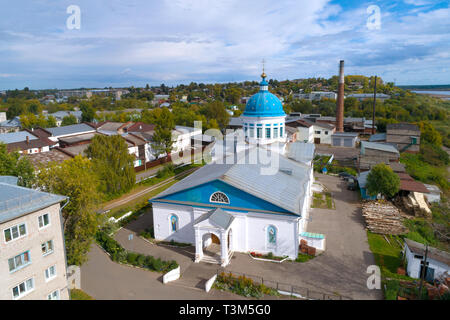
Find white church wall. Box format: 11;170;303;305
153;202;300;259
152;203;197;244
243;212;299;259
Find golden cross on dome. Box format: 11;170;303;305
261;59;267;78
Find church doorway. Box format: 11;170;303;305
211;234;220;244
202;233;221;263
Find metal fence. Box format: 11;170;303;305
216;269;352;300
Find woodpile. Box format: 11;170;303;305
299;240;316;256
362;201;409;235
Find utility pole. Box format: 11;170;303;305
418;243;429;299
372;76;377;135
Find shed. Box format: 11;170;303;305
404;239;450;281
331;132;358;147
423;184;441;203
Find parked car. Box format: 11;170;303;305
347;182;357;191
338;172;352;179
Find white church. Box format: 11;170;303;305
150;71;316;266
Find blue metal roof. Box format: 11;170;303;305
0;131;38;144
361;141;399;155
300;232;324;239
46;123;95;137
153;148;312;216
369;133;386;142
0;179;67;224
243;75;285;118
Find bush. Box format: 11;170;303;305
156;164;175;179
214;272;279;298
137;254;146;267
95;231;179;273
127;252;139;265
152;258;163;272
144;255;155;268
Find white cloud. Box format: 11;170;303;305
0;0;448;88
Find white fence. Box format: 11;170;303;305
205;274;217;293
108;211;132;224
163;266;180;284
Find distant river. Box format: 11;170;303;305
412;90;450;95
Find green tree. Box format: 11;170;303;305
202;100;230;130
61;114;78;126
80;102;95;122
416;121;442;146
46;115;57;128
151;127;174;160
86;135;136;197
35;156;101;266
0;142;35;187
366;163;400;198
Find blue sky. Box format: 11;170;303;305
0;0;449;89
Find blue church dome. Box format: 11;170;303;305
243;74;286;117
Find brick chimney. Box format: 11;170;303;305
26;135;29;144
336;60;345;133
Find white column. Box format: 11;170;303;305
220;232;229;267
194;229;203;263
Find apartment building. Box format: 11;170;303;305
0;176;69;300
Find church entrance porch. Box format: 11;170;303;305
194;208;235;267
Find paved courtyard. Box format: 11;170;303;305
81;174;383;300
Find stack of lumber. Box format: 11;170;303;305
362;201;409;235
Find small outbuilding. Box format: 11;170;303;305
404;239;450;282
331;132;358;148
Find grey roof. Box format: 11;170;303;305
46;123;95;137
154;148;312;216
386;123;420;131
347;93;390;98
0;117;21;127
0;180;67;224
228;117;243;127
194;208;234;230
369;133;386;142
423;184;441;195
155;163;233;199
0;176;18;185
332;132;359;137
361;141;399;154
286;142;315;164
0;131;39;144
388;162;406;173
405;238;450;266
174;126;200;134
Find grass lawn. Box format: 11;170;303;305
311;192;335;209
70;289;94;300
108;180;179;218
366;232;409;279
294;253;315;263
366;232;417;300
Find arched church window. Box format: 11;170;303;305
267;225;277;245
210;192;230;204
170;215;179;232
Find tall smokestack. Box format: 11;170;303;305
336;60;345;133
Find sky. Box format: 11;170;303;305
0;0;449;90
